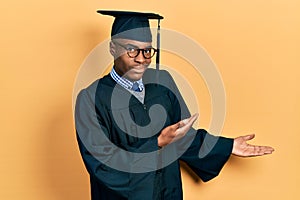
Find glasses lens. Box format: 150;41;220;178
126;47;139;58
143;48;156;59
121;45;156;59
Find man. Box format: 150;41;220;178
75;10;274;200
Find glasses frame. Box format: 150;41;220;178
113;41;157;59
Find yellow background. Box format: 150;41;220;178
1;0;299;199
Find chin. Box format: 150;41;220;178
126;73;144;81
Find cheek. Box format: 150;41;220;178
120;55;133;67
115;55;134;73
145;59;151;65
116;53;128;63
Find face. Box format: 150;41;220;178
110;38;153;81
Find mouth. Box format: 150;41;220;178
130;66;147;74
131;70;144;74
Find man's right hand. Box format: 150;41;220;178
157;113;199;148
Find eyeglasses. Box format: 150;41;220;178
113;41;157;59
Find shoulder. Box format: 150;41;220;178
76;74;116;106
83;73;115;92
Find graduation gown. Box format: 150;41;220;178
75;69;233;200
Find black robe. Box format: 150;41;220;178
75;69;233;200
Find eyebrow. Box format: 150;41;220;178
125;43;153;49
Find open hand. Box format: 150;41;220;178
158;113;199;147
232;134;274;157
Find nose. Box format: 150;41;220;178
134;50;146;63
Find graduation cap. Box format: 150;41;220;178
97;10;163;73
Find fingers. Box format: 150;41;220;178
240;144;275;157
179;113;199;128
185;113;199;127
170;121;181;130
252;145;275;156
190;113;199;123
174;114;199;139
158;114;199;147
233;133;275;157
244;134;274;156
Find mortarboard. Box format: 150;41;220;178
97;10;163;73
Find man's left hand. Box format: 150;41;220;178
232;134;274;157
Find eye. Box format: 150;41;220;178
144;48;151;54
126;47;137;53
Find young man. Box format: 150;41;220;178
75;10;274;200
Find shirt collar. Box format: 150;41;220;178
110;67;144;92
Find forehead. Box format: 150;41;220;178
113;38;152;48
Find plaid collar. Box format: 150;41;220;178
110;67;144;92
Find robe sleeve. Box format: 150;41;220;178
159;69;233;182
75;89;129;198
75;88;159;198
180;130;233;182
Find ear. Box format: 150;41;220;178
109;41;116;57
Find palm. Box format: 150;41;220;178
232;134;274;157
